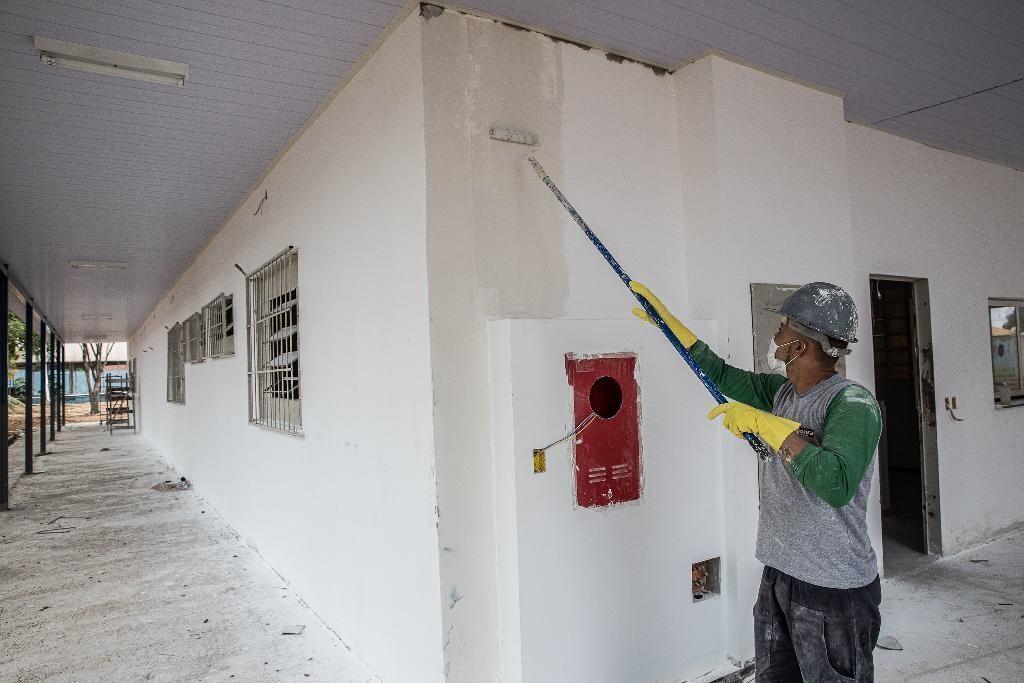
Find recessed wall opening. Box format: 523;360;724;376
870;276;941;576
691;557;720;602
589;375;622;419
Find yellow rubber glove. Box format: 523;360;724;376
707;402;800;451
628;281;698;349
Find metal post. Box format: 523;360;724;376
58;341;64;431
0;272;8;509
56;339;60;431
24;302;32;474
49;329;56;441
39;318;46;456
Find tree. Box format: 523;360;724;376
8;312;42;402
7;311;41;371
81;343;114;415
1004;309;1018;332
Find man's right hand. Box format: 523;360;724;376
628;281;698;349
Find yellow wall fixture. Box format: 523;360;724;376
34;36;188;87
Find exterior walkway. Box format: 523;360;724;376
0;424;375;682
3;423;1022;681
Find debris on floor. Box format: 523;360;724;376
152;476;191;492
48;515;89;524
282;625;306;635
876;635;903;650
711;660;755;682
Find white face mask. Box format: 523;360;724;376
766;338;799;374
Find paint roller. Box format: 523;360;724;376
488;127;773;463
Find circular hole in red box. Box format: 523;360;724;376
589;376;623;419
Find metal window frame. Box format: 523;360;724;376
183;311;205;364
166;322;185;404
203;292;235;358
989;298;1024;406
245;247;301;434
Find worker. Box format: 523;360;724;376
630;281;883;683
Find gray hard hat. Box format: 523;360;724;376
766;282;858;357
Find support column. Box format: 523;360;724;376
24;302;32;474
0;272;8;509
58;341;64;431
49;330;56;441
38;318;45;456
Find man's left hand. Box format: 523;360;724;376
707;402;800;452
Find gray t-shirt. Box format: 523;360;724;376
757;374;879;589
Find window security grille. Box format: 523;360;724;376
245;248;300;433
203;293;235;358
183;311;205;363
166;322;185;404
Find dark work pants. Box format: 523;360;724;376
754;566;881;682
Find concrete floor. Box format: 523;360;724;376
0;424;374;682
880;467;934;578
875;525;1024;681
882;513;937;577
3;424;1023;682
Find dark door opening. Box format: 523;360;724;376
870;277;941;575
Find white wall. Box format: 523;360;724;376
128;8;1024;681
490;319;738;683
420;16;568;681
846;124;1024;553
674;55;884;659
420;12;709;680
129;14;445;682
423;33;1024;676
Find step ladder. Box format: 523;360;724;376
105;373;135;434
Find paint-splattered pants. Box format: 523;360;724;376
754;566;881;682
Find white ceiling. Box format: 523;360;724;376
0;0;406;341
467;0;1024;166
1;0;1021;341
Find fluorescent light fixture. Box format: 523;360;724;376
69;260;127;270
34;36;188;87
81;314;114;320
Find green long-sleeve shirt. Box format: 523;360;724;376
690;340;882;508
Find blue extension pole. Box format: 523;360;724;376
527;155;772;463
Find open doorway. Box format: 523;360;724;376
870;277;941;576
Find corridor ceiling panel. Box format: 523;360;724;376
1;1;1021;341
0;0;405;340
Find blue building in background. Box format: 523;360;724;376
12;367;126;404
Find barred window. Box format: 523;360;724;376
183;312;205;363
166;322;185;404
245;248;300;433
203;293;235;358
